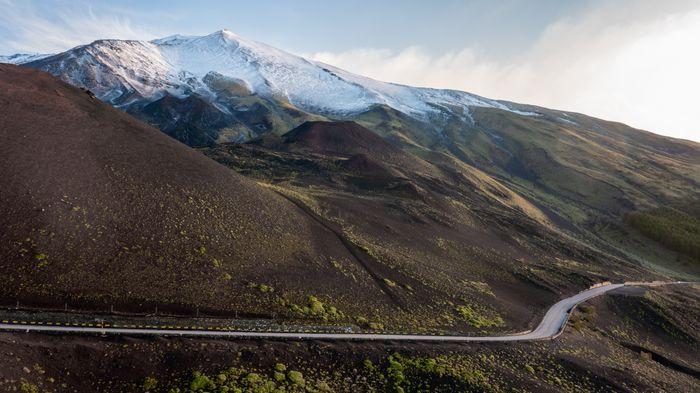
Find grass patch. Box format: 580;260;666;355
464;281;495;296
248;282;274;293
455;305;504;328
179;365;327;393
282;295;345;321
171;352;496;392
142;376;158;391
625;204;700;260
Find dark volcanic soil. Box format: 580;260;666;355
0;64;376;319
203;121;658;332
281;121;405;161
0;64;668;338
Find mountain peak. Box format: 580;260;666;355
150;34;197;45
203;29;242;43
0;53;52;65
150;30;238;46
14;30;532;127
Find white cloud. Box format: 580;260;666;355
309;2;700;142
0;0;159;54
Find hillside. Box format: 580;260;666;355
202;120;666;331
0;64;646;335
10;31;699;273
1;24;697;332
0;64;372;318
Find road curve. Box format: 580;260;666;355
0;282;689;342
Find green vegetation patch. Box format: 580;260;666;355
624;204;700;260
464;280;495;296
280;295;346;321
173;365;328;393
171;353;496;393
363;353;494;392
142;376;158;391
248;282;274;293
455;305;504;328
34;253;49;268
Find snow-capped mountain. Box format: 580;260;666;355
0;53;51;65
5;29;537;145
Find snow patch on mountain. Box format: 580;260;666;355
0;53;52;65
15;30;539;122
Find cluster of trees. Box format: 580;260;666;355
625;205;700;260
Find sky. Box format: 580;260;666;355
0;0;698;142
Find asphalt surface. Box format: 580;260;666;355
0;282;688;342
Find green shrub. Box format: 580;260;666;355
455;305;504;328
314;380;333;392
19;382;39;393
248;282;274;293
189;371;215;391
368;322;385;330
287;295;345;320
287;370;306;386
387;354;406;386
273;371;286;382
143;376;158;391
242;372;262;385
309;297;325;314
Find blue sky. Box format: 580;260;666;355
1;0;698;141
0;0;592;56
101;0;589;59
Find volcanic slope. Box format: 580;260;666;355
203;121;656;332
0;64;381;318
0;65;682;334
13;31;698;276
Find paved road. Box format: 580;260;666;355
0;282;689;342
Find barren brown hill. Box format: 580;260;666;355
283;121;403;158
260;120;439;177
0;64;369;316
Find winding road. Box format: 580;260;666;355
0;282;689;342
